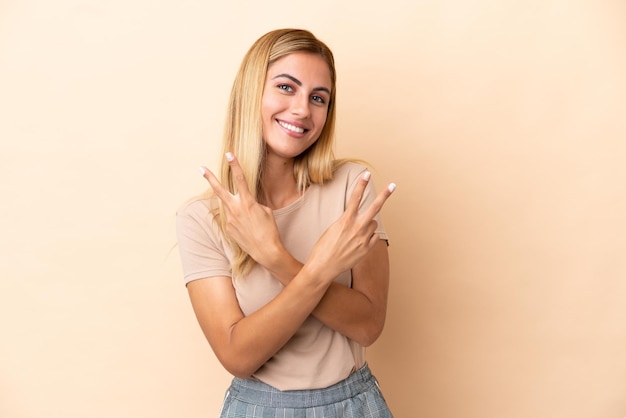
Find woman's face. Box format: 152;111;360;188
261;52;332;160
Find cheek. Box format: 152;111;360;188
261;97;272;120
261;91;279;116
314;110;329;132
260;102;270;137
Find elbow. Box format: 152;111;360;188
355;319;386;347
359;329;382;347
229;368;255;380
220;357;256;379
217;352;262;379
221;361;256;379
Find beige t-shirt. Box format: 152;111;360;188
176;162;387;390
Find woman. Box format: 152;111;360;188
176;28;396;417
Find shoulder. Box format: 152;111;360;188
176;192;217;220
326;160;383;211
309;161;371;204
175;192;222;239
331;160;369;185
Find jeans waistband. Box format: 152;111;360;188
228;363;376;408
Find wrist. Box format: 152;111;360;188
265;243;301;285
298;261;333;291
301;255;335;286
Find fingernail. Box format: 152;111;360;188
363;171;371;181
199;167;207;176
388;183;396;193
226;152;234;162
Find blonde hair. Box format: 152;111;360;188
218;28;339;277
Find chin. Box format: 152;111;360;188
266;142;316;160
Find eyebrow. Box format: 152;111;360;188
272;73;331;95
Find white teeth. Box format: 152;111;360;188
278;120;305;133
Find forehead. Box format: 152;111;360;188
266;52;332;87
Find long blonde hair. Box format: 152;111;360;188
218;28;339;277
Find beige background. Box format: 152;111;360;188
1;0;625;417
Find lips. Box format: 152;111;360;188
277;120;307;134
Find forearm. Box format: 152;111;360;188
229;269;332;376
313;281;385;346
265;247;385;346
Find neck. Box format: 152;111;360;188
260;155;301;210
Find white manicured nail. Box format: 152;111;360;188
199;167;207;176
226;152;234;162
388;183;396;193
363;171;371;181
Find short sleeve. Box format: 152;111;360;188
175;199;232;285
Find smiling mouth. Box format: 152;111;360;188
277;120;306;134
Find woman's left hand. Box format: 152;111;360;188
200;153;285;267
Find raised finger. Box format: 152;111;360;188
200;166;232;203
345;171;372;215
360;182;396;221
225;152;254;201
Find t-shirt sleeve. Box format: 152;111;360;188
175;200;232;285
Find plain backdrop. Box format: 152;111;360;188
1;0;625;417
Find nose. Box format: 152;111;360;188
290;93;310;118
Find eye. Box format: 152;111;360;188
311;95;326;104
277;84;293;92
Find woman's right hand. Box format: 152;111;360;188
200;153;285;268
306;172;396;282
